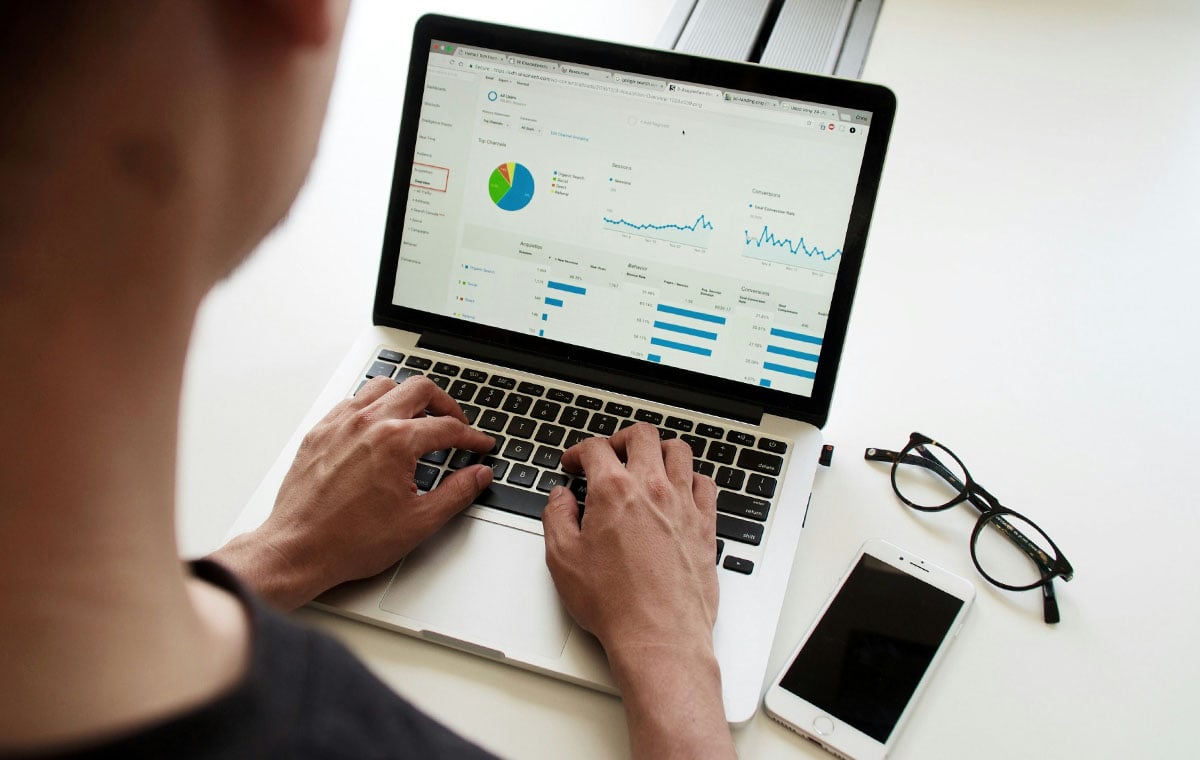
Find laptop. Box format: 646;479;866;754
227;14;894;724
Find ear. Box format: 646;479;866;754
255;0;336;47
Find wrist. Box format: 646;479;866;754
207;526;319;611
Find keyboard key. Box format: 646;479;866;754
604;402;633;418
536;471;569;492
457;403;480;425
714;466;745;491
547;388;574;403
747;474;778;498
394;367;424;382
619;419;636;431
697;423;724;439
564;430;592;448
506;463;539;488
475;387;505;408
462;369;488;383
534;424;566;446
489;375;516;390
706;441;737;465
517;381;545;396
657;428;678;440
738;448;783;476
506;417;537;439
575;395;603;410
414;463;439;491
501;393;533;416
568;478;588;503
722;556;754;575
378;350;405;364
478;410;509;432
481;457;508;480
693;460;716;477
717;491;771;522
532;445;563;469
502;439;534;463
716;514;764;546
758;437;788;454
680;434;705;458
485;435;504;455
448;380;478;401
587;414;618;435
664;416;693;432
726;430;755;447
475;481;548;520
559;406;589;429
531;400;562;421
405;356;432;370
716;539;725;565
366;361;396;379
433;361;460;377
419;448;450;465
427;374;450;390
448;449;480;470
634;409;663;425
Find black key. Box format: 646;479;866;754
485;435;505;455
475;387;505;408
716;539;725;565
420;448;450;465
501;393;533;416
587;414;618;435
478;410;509;432
664;416;693;432
394;367;424;382
693;460;716;477
475;481;548;520
547;388;574;403
448;380;478;401
536;471;569;492
723;556;754;575
575;395;603;410
634;409;663;424
532;445;563;469
481;457;508;480
564;430;592;448
502;439;534;463
534;424;566;446
657;427;678;440
427;374;450;390
680;434;705;458
604;401;633;418
366;361;396;379
489;375;516;390
457;403;480;425
569;478;588;503
354;381;367;396
405;355;432;370
378;349;405;364
717;491;771;522
462;369;488;383
697;423;724;439
714;466;745;491
619;419;636;430
506;463;539;488
747;474;778;498
414;463;439;491
506;417;537;439
738;448;784;476
559;407;589;429
727;430;755;447
531;400;562;421
448;449;480;469
758;437;788;454
433;361;460;377
716;514;764;546
517;381;545;396
706;441;737;464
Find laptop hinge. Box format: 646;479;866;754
418;332;764;426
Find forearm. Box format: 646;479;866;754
206;527;319;611
608;640;737;760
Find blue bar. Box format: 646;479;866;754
766;344;819;363
547;281;587;295
653;320;718;341
650;337;713;357
763;362;816;379
541;313;548;321
538;329;545;336
759;378;772;387
769;327;822;345
647;354;662;363
656;304;727;325
544;297;564;308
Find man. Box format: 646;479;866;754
0;3;736;758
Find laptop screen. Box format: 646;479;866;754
381;18;893;422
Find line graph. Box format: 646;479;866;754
601;213;714;248
743;224;842;273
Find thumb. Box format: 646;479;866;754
542;485;581;559
419;464;492;523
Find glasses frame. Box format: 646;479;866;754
865;432;1074;624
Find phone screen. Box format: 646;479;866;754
778;554;965;743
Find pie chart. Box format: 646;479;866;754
488;161;535;211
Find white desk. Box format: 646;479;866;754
178;1;1200;756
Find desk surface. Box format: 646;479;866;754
178;1;1200;757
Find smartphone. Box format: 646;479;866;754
764;539;974;760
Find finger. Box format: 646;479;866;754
660;437;694;484
374;376;466;422
416;464;493;529
560;434;624;477
542;486;581;568
691;471;718;517
385;415;495;457
348;376;397;409
605;422;666;475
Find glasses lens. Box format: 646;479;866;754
892;442;967;509
972;511;1058;589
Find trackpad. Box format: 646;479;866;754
379;515;573;661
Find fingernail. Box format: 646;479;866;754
475;465;493;488
549;486;567;500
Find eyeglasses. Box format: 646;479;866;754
865;432;1074;624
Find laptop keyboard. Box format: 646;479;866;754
360;348;790;576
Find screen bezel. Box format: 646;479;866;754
374;14;896;427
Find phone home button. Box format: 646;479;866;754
813;715;835;736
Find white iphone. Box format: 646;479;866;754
764;539;974;759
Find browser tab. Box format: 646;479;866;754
667;82;721;99
724;92;781;109
782;101;838;120
507;54;558;73
613;73;666;91
456;47;506;63
559;64;612;81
